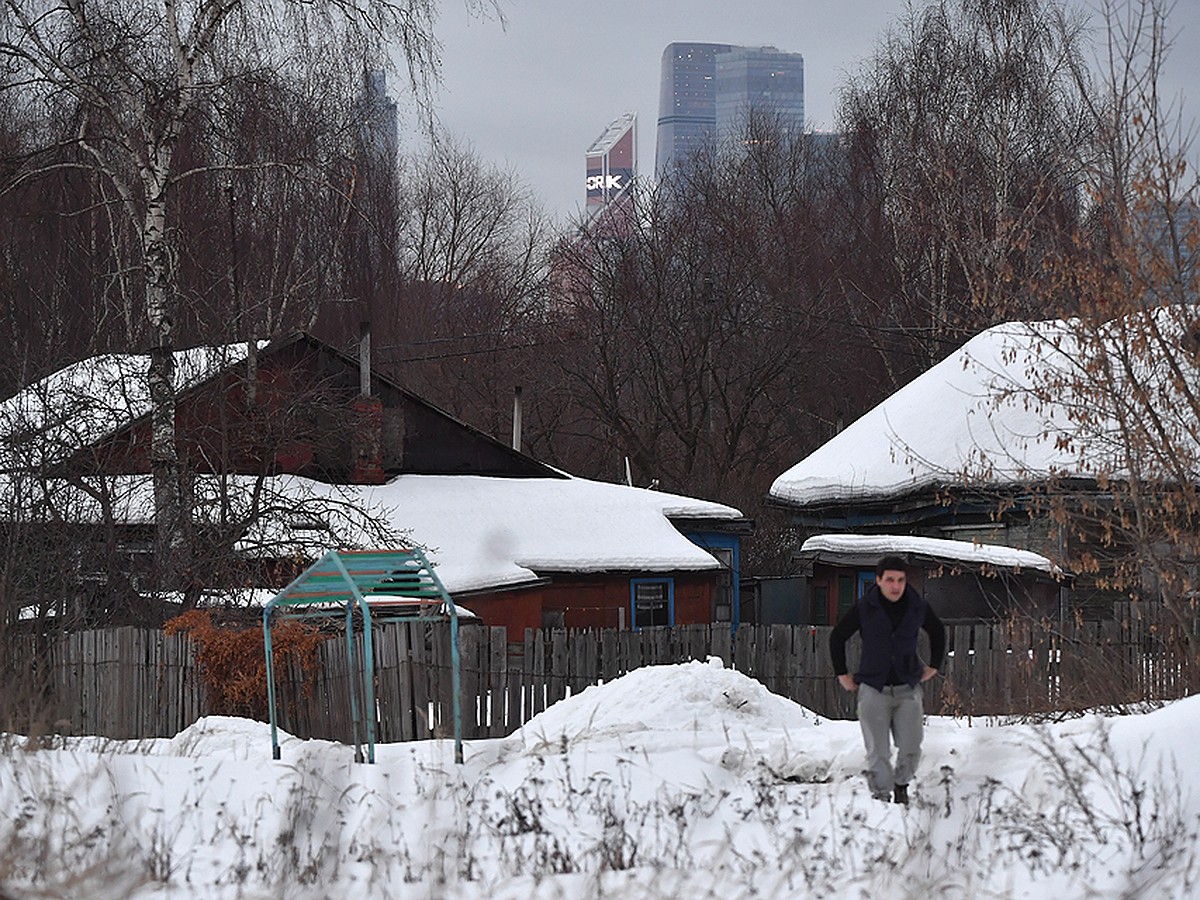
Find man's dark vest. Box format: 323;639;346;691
855;585;926;689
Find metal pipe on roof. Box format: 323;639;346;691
359;321;371;397
512;386;523;452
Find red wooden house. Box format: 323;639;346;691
7;332;749;637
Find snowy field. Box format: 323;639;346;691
3;659;1199;899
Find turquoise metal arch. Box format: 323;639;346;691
262;547;462;764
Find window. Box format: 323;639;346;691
631;579;673;628
812;585;829;625
837;575;855;618
707;547;735;622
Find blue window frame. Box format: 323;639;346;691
857;571;876;598
630;578;674;629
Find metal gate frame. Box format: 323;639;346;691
262;547;463;764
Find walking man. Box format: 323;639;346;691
830;555;946;805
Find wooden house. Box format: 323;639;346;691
767;319;1137;617
2;332;749;637
793;534;1064;625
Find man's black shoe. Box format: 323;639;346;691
893;784;909;805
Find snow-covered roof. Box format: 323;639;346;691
770;312;1197;506
21;471;743;595
0;343;259;466
256;474;742;593
357;475;741;592
798;534;1060;575
0;337;745;594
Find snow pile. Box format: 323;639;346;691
2;661;1199;899
510;657;816;742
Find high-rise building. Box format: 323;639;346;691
715;46;804;140
348;71;399;302
550;112;638;318
356;70;399;166
655;43;731;178
655;42;804;177
585;111;637;219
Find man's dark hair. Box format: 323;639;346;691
875;555;909;577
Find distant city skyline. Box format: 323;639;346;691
654;42;731;178
655;42;805;178
426;1;1200;224
357;70;399;167
715;45;805;143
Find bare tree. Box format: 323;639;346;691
365;135;551;434
542;124;874;568
840;0;1094;371
1007;0;1200;639
0;0;489;589
397;135;548;296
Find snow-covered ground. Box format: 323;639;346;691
3;659;1198;899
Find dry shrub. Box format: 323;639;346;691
165;610;323;719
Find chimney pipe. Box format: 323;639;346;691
245;338;258;406
511;386;523;451
358;321;371;397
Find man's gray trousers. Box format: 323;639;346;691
857;682;924;798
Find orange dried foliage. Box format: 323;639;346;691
165;610;324;719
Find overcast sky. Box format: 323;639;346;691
416;0;1200;224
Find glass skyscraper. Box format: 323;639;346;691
655;43;732;178
655;42;804;178
715;46;804;141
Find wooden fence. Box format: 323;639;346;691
4;606;1197;744
2;627;203;740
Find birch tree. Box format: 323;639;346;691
840;0;1093;370
0;0;477;588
